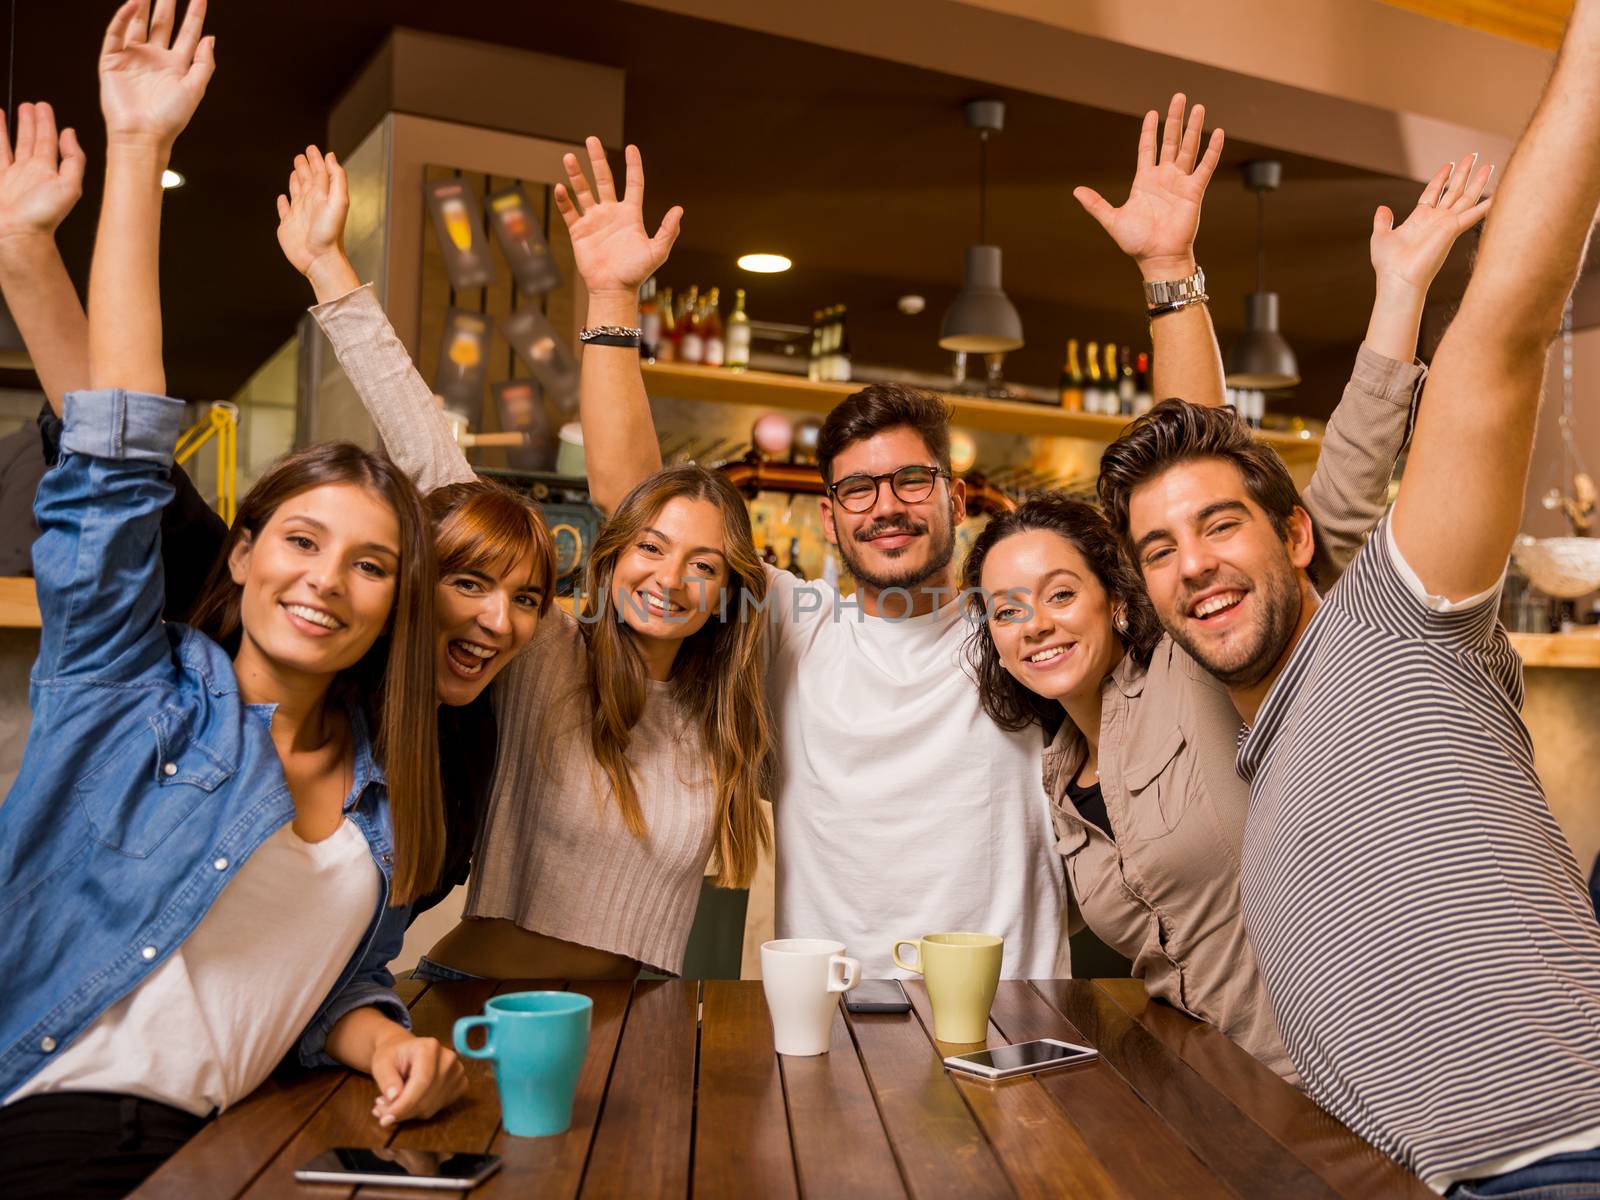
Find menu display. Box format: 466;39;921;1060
434;308;492;416
502;308;580;410
493;378;557;471
488;187;563;295
424;180;498;290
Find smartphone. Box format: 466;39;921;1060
294;1148;502;1190
944;1038;1099;1080
843;978;913;1013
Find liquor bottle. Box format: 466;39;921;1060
1118;345;1136;417
833;305;852;383
677;284;698;323
639;276;660;361
1058;338;1084;411
1102;344;1119;417
681;290;706;364
726;288;751;371
702;286;726;367
1084;340;1103;414
1133;351;1153;415
787;535;807;580
656;286;678;362
807;310;824;382
761;541;780;568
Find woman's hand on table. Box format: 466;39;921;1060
275;145;361;303
370;1030;468;1127
1072;91;1224;283
554;136;682;308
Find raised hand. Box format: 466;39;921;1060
99;0;215;150
0;103;86;243
1073;93;1224;280
554;137;683;300
1370;154;1493;294
277;146;349;276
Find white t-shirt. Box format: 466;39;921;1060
764;568;1070;979
10;818;378;1117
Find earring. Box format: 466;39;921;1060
1114;609;1129;634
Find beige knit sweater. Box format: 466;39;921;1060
312;285;718;973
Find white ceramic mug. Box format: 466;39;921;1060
760;938;861;1056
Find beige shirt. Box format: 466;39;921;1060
1044;345;1424;1084
311;285;717;974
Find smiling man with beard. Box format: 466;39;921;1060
1096;3;1600;1186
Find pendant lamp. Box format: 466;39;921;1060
940;98;1024;354
1225;160;1299;389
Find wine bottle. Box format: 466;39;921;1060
639;276;660;361
1058;338;1084;411
787;535;807;580
1118;345;1135;417
1084;340;1103;414
1103;343;1119;417
726;288;751;371
681;289;706;364
656;286;678;362
1134;351;1153;415
702;286;725;367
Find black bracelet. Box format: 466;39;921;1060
582;333;642;348
1147;294;1209;320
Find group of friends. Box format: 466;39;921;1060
0;0;1598;1197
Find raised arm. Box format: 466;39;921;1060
89;0;214;393
0;102;89;414
553;137;681;515
1074;93;1225;408
278;147;474;492
1393;0;1600;599
1300;156;1492;585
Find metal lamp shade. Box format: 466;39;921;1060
939;245;1024;354
1225;292;1299;389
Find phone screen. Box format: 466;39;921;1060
953;1040;1096;1073
844;979;910;1010
300;1148;499;1182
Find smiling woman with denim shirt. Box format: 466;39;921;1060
0;5;462;1197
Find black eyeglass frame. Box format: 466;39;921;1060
826;464;951;513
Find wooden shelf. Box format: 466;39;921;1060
0;576;40;629
641;362;1321;457
1509;631;1600;669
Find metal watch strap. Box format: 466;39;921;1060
1142;267;1206;309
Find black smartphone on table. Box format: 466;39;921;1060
843;978;913;1013
944;1038;1099;1080
294;1148;502;1190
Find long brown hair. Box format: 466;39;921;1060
577;465;772;888
960;492;1163;734
187;443;444;906
428;479;556;614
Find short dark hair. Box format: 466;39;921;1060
816;383;952;485
1098;398;1304;553
961;493;1163;733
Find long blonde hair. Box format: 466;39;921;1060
578;465;772;887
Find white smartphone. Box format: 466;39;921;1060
293;1148;502;1190
944;1038;1099;1080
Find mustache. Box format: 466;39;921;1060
856;518;928;541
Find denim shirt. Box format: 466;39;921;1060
0;388;410;1102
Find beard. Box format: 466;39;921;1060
835;509;957;593
1164;557;1302;689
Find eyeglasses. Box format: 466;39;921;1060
827;464;948;513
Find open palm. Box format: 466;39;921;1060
276;146;348;276
1074;93;1224;270
0;103;85;242
99;0;215;147
1370;154;1493;291
554;137;682;297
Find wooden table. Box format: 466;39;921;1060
133;977;1431;1199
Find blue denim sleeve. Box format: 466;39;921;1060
31;389;186;687
295;901;414;1069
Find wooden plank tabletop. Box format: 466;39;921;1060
132;977;1434;1199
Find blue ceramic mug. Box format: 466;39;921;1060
453;991;593;1137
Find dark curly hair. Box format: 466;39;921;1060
960;492;1163;734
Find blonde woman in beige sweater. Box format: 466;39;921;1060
281;140;771;979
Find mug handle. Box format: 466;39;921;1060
453;1015;496;1060
827;954;861;993
891;939;923;975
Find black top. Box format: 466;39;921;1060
417;692;500;920
1065;775;1113;842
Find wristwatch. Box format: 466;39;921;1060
1143;267;1207;314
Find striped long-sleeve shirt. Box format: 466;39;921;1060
1237;513;1600;1192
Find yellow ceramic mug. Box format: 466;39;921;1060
891;932;1003;1044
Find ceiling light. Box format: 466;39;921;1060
898;294;926;315
940;98;1023;355
738;253;791;273
161;169;185;190
1225;160;1299;390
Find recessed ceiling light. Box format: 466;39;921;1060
738;253;791;273
161;169;185;189
898;294;926;315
